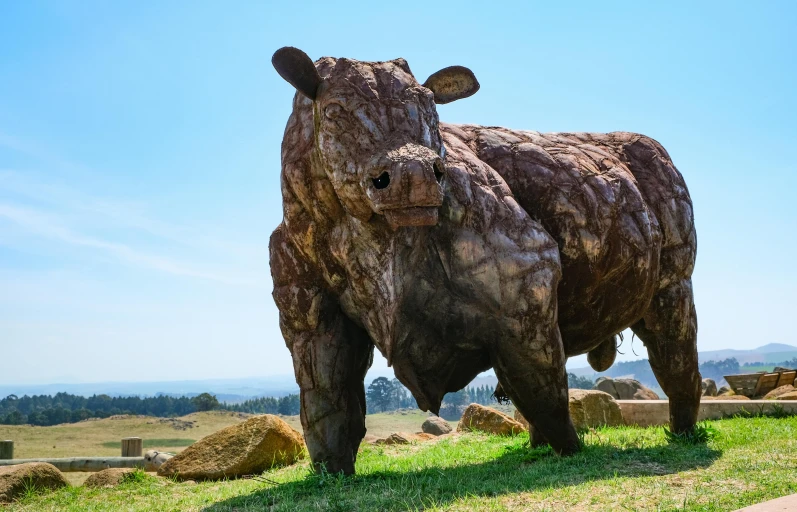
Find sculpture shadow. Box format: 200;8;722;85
202;440;722;511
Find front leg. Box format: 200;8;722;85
271;226;374;474
284;305;373;474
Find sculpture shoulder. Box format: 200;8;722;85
436;123;559;256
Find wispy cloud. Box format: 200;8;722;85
0;129;270;287
0;202;263;286
0;169;269;261
0;131;90;174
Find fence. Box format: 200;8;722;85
0;437;148;472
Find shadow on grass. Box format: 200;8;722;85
202;440;722;511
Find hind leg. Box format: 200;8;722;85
491;323;580;455
631;278;701;433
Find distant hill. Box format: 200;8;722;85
569;344;797;378
697;344;797;364
0;376;302;401
3;344;793;401
566;343;797;390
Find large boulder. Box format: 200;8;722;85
764;385;795;400
0;462;68;503
701;378;718;397
594;377;660;400
775;391;797;400
158;415;304;481
514;389;624;431
84;468;137;488
457;404;525;436
422;416;452;436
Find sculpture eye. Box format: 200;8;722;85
324;104;343;120
372;171;390;190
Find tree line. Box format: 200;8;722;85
0;390;299;426
0;373;601;426
223;394;300;416
0;392;201;426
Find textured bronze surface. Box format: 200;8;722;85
270;47;701;474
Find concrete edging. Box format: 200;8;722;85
616;400;797;427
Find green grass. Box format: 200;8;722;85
742;365;775;373
100;438;196;449
7;416;797;511
663;422;719;444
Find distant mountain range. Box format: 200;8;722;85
562;344;797;378
0;376;302;403
695;343;797;364
2;344;793;401
0;368;401;403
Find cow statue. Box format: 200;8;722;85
269;47;701;475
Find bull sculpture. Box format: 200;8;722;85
269;47;701;475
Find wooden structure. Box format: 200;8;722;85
121;437;143;457
0;457;146;472
0;437;149;471
0;440;12;460
725;370;797;397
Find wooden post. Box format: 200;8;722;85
121;437;142;457
0;441;12;460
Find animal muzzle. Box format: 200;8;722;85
365;145;445;230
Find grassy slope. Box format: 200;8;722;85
0;410;434;459
0;409;436;485
7;417;797;511
0;412;255;459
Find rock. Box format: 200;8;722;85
515;389;624;432
422;416;452;436
775;391;797;400
143;450;173;471
83;468;136;488
374;432;435;445
0;462;68;503
701;378;718;397
764;385;795;400
702;395;750;400
379;433;412;445
158;415;304;481
717;385;732;395
456;403;525;436
362;434;380;445
594;377;660;400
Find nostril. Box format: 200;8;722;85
372;171;390;190
433;161;444;182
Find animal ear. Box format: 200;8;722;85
423;66;480;104
272;47;323;100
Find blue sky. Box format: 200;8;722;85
0;1;795;385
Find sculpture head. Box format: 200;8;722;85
273;47;479;229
